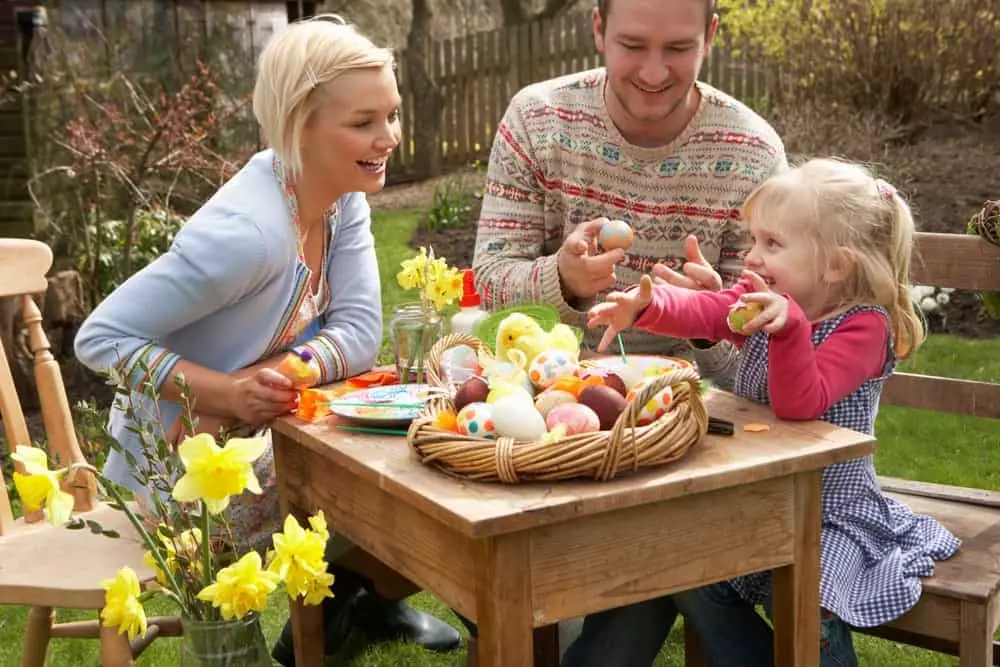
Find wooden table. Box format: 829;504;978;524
271;387;875;667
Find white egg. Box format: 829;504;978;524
490;396;548;441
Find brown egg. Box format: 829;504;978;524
603;373;628;397
578;384;627;431
454;375;490;413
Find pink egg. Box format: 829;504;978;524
625;377;674;426
545;403;601;435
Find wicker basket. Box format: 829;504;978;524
406;333;709;483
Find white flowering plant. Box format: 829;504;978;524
910;284;955;319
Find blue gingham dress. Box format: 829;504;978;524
728;306;960;627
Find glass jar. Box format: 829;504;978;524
179;612;271;667
389;302;442;384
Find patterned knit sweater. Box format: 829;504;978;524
472;68;787;369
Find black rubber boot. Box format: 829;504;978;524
351;589;463;652
271;566;367;666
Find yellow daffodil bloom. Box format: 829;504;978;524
10;445;75;526
171;434;267;514
142;526;203;587
197;551;280;621
100;567;148;640
397;247;429;290
266;513;333;603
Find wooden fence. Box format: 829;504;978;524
387;11;766;184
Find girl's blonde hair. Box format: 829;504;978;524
743;157;924;359
252;14;394;180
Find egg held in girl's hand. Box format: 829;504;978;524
727;300;765;335
545;403;601;435
598;219;634;251
625;376;675;426
456;401;497;438
490;397;548;441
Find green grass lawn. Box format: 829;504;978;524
1;208;996;665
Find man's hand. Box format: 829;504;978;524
557;218;626;299
587;274;655;352
737;270;789;334
652;234;723;292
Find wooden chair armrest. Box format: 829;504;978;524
878;475;1000;509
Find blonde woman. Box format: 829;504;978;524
74;14;461;663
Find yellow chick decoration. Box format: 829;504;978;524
495;313;579;368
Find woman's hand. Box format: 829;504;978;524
587;274;655;352
738;270;789;334
228;368;298;427
651;235;723;292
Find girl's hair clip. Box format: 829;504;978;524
305;65;319;90
875;178;897;201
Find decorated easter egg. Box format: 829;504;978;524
727;301;765;335
545;403;601;435
490;397;548;441
578;384;628;430
454;375;490;413
528;348;580;390
598;219;634;251
625;377;675;426
534;389;578;418
456;402;496;438
579;367;629;397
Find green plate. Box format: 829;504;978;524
473;304;583;353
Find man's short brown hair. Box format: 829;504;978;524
596;0;717;32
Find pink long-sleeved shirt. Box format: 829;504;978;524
633;278;889;420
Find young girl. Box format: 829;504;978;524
586;158;960;665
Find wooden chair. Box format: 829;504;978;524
0;238;181;666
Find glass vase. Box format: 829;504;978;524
389;301;442;384
179;612;271;667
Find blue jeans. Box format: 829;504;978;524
561;582;857;667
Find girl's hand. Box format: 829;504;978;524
228;368;298;426
587;274;655;352
651;235;723;292
739;270;789;334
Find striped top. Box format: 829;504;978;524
472;68;787;365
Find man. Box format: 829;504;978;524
473;0;787;385
471;0;788;664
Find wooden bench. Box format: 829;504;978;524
853;232;1000;666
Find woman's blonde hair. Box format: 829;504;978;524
743;157;925;359
252;14;394;180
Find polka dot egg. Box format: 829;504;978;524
528;349;580;390
456;401;496;438
625;376;674;426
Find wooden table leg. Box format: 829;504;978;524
772;470;822;667
273;433;325;667
475;533;535;667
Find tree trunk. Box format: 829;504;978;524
405;0;444;178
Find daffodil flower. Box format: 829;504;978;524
197;551;280;621
101;567;148;640
10;445;75;526
171;434;267;514
266;512;333;604
142;526;203;587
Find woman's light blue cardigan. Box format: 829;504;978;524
74;149;382;493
